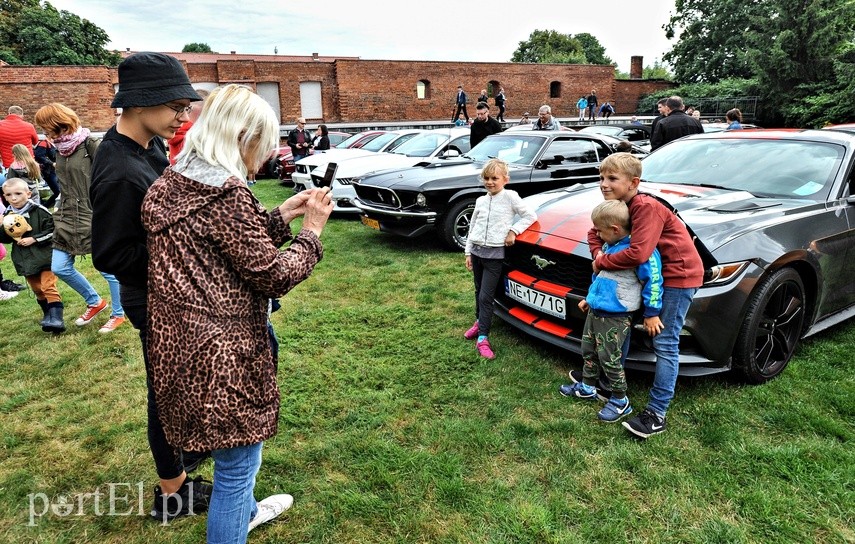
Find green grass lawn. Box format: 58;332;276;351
1;178;852;543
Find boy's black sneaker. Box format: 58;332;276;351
622;408;667;439
568;369;610;402
0;279;25;291
150;475;213;523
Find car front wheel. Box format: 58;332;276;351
733;268;806;384
440;198;476;250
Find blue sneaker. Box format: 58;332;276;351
568;369;610;401
598;396;633;422
558;382;598;400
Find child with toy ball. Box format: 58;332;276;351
0;178;64;332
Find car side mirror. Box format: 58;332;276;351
441;148;460;158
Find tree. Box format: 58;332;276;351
511;30;585;64
0;1;120;65
662;0;766;83
182;43;213;53
573;32;614;66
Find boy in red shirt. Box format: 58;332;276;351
587;153;704;439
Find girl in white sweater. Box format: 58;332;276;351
464;158;537;359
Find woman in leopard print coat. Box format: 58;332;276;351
142;84;333;542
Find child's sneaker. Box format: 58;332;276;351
98;315;126;333
0;289;19;301
463;321;479;340
248;494;294;532
597;396;633;422
75;299;108;326
568;369;611;401
476;339;495;359
558;382;598;400
622;409;667;439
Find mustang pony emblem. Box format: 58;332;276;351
531;255;555;270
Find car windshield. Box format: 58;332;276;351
467;135;546;165
391;133;448;157
360;132;399;152
336;132;376;148
642;138;844;201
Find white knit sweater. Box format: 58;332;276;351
465;189;537;255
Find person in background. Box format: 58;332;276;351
89;51;211;523
477;89;489;106
463;158;536;360
725;108;743;130
533;105;561;131
650;98;668;137
600;101;615;120
630;115;642;126
167;88;210;165
692;109;701;121
312;124;330;152
35;103;125;334
0;106;38;169
470;102;502;148
142;83;333;543
494;87;506;122
34;137;59;208
454;113;467;127
7;144;43;206
577;96;588;121
650;96;703;151
452;85;469;124
0;178;63;331
586;89;599;122
287;117;313;162
518;112;531;125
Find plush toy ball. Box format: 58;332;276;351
3;213;32;238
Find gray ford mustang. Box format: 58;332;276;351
494;129;855;383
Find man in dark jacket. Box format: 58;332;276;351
89;51;211;523
287;117;313;161
452;85;469;123
470;102;502;148
650;96;703;150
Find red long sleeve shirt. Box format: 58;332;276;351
588;193;704;289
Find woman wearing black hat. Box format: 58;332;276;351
89;52;212;523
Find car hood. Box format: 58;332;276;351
359;160;531;190
518;182;819;254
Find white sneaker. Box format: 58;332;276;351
247;493;293;533
0;290;19;301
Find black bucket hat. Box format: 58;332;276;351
111;52;202;108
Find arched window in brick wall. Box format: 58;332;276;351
550;81;562;98
417;80;431;100
487;80;500;97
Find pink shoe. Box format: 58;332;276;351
464;321;479;340
476;339;495;359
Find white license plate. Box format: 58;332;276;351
504;279;566;319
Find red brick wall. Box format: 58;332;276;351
0;59;673;131
614;79;674;115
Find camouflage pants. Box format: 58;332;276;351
580;313;631;395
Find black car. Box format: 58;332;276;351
352;131;647;250
578;123;652;150
495;129;855;383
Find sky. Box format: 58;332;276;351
51;1;677;74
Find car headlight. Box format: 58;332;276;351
416;193;427;207
704;261;749;286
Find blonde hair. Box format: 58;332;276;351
34;103;81;136
481;158;509;180
599;152;642;180
591;199;630;230
2;177;31;194
11;144;40;180
180;84;278;181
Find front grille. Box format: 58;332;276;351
505;243;593;293
295;164;317;175
354;185;401;209
338;177;357;185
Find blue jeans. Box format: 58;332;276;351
52;249;123;317
647;287;698;417
207;442;263;544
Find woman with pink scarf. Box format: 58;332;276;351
34;103;125;333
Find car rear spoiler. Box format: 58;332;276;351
639;189;718;271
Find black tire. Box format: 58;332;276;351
264;158;280;178
733;268;806;384
440;198;476;250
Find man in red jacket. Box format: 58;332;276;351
0;106;39;168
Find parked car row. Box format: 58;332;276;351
269;122;855;384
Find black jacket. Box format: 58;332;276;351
470;117;503;148
89;125;169;291
650;110;704;150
